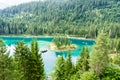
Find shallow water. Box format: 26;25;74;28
0;36;95;74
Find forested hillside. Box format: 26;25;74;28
0;0;120;38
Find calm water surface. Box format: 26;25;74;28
0;36;95;74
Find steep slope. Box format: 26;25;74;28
0;0;120;38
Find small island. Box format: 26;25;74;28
49;36;77;52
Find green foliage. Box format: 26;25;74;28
64;51;75;80
14;41;30;80
0;39;6;47
76;47;90;76
109;38;120;54
113;54;120;66
90;31;110;77
54;56;66;80
53;36;72;48
116;39;120;53
14;40;45;80
0;47;15;80
0;0;120;38
102;63;120;80
53;51;76;80
53;48;90;80
70;74;78;80
27;40;45;80
80;71;97;80
11;60;22;80
0;36;120;80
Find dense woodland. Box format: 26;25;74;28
0;0;120;38
0;0;120;80
0;32;120;80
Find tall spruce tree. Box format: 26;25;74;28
54;56;66;80
76;47;90;78
65;51;75;80
0;49;13;80
0;40;14;80
90;31;109;77
14;41;30;80
77;47;89;71
27;40;45;80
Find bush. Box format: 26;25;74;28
113;54;120;66
0;39;6;47
103;63;120;80
80;71;97;80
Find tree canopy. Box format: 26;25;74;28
0;0;119;38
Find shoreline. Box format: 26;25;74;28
48;42;78;52
0;35;95;41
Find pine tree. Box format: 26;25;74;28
0;43;14;80
76;47;90;79
65;51;75;80
14;41;30;80
27;40;45;80
12;59;22;80
54;56;66;80
76;47;89;72
90;31;109;77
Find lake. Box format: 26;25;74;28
0;36;95;74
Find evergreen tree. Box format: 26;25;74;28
12;59;22;80
27;40;45;80
14;41;30;80
54;56;65;80
0;0;120;38
65;51;75;80
0;43;15;80
0;52;12;80
76;47;90;75
90;31;109;77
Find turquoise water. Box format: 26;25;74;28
0;36;95;74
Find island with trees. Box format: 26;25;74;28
49;36;77;52
0;0;120;80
